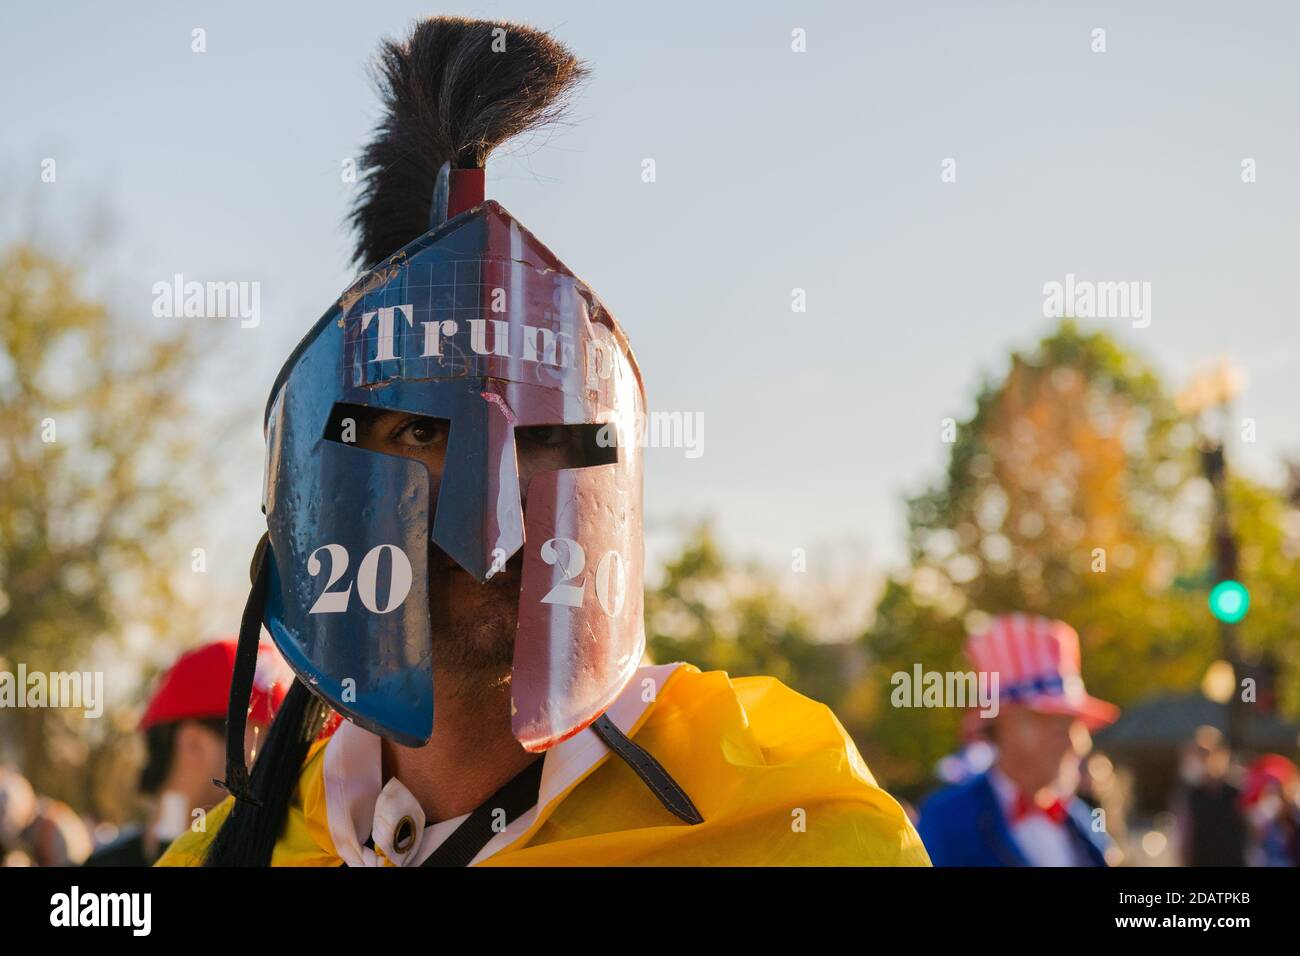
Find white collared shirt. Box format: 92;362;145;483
322;662;682;867
987;766;1085;868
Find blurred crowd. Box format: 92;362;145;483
1174;727;1300;867
0;767;92;867
1;637;289;867
2;621;1297;867
907;614;1300;868
918;725;1300;867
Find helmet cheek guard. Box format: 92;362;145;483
512;403;644;751
263;393;436;746
259;200;646;750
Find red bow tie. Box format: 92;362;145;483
1011;792;1069;825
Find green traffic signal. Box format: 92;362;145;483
1208;580;1250;624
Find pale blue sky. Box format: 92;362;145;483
4;1;1299;626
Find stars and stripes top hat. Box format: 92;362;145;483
964;614;1119;730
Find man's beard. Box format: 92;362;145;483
426;552;522;696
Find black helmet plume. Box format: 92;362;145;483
349;16;589;270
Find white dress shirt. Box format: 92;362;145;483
987;765;1087;867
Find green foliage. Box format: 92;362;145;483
645;524;853;720
0;244;217;814
1225;478;1300;715
856;578;966;794
862;320;1299;791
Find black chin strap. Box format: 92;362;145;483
215;536;272;807
420;757;545;867
413;712;703;868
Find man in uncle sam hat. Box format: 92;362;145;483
158;16;928;867
918;614;1120;866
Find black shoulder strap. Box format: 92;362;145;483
590;714;703;825
416;714;703;867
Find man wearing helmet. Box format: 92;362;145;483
158;15;927;868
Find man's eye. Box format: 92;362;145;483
521;425;568;447
393;418;447;447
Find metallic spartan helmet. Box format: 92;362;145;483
260;167;647;752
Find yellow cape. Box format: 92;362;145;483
158;664;930;866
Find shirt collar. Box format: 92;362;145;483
322;662;684;866
987;765;1076;826
986;765;1019;819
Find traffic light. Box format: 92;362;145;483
1208;580;1250;624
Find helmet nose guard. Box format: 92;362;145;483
432;382;524;583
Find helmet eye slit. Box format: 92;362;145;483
514;423;618;471
323;403;451;457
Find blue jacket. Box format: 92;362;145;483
917;771;1110;867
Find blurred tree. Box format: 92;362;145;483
643;326;1300;799
0;243;216;816
645;524;854;723
1226;477;1300;717
861;321;1231;793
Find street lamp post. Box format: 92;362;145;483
1177;360;1247;751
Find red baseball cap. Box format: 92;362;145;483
139;637;290;730
1241;754;1298;808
